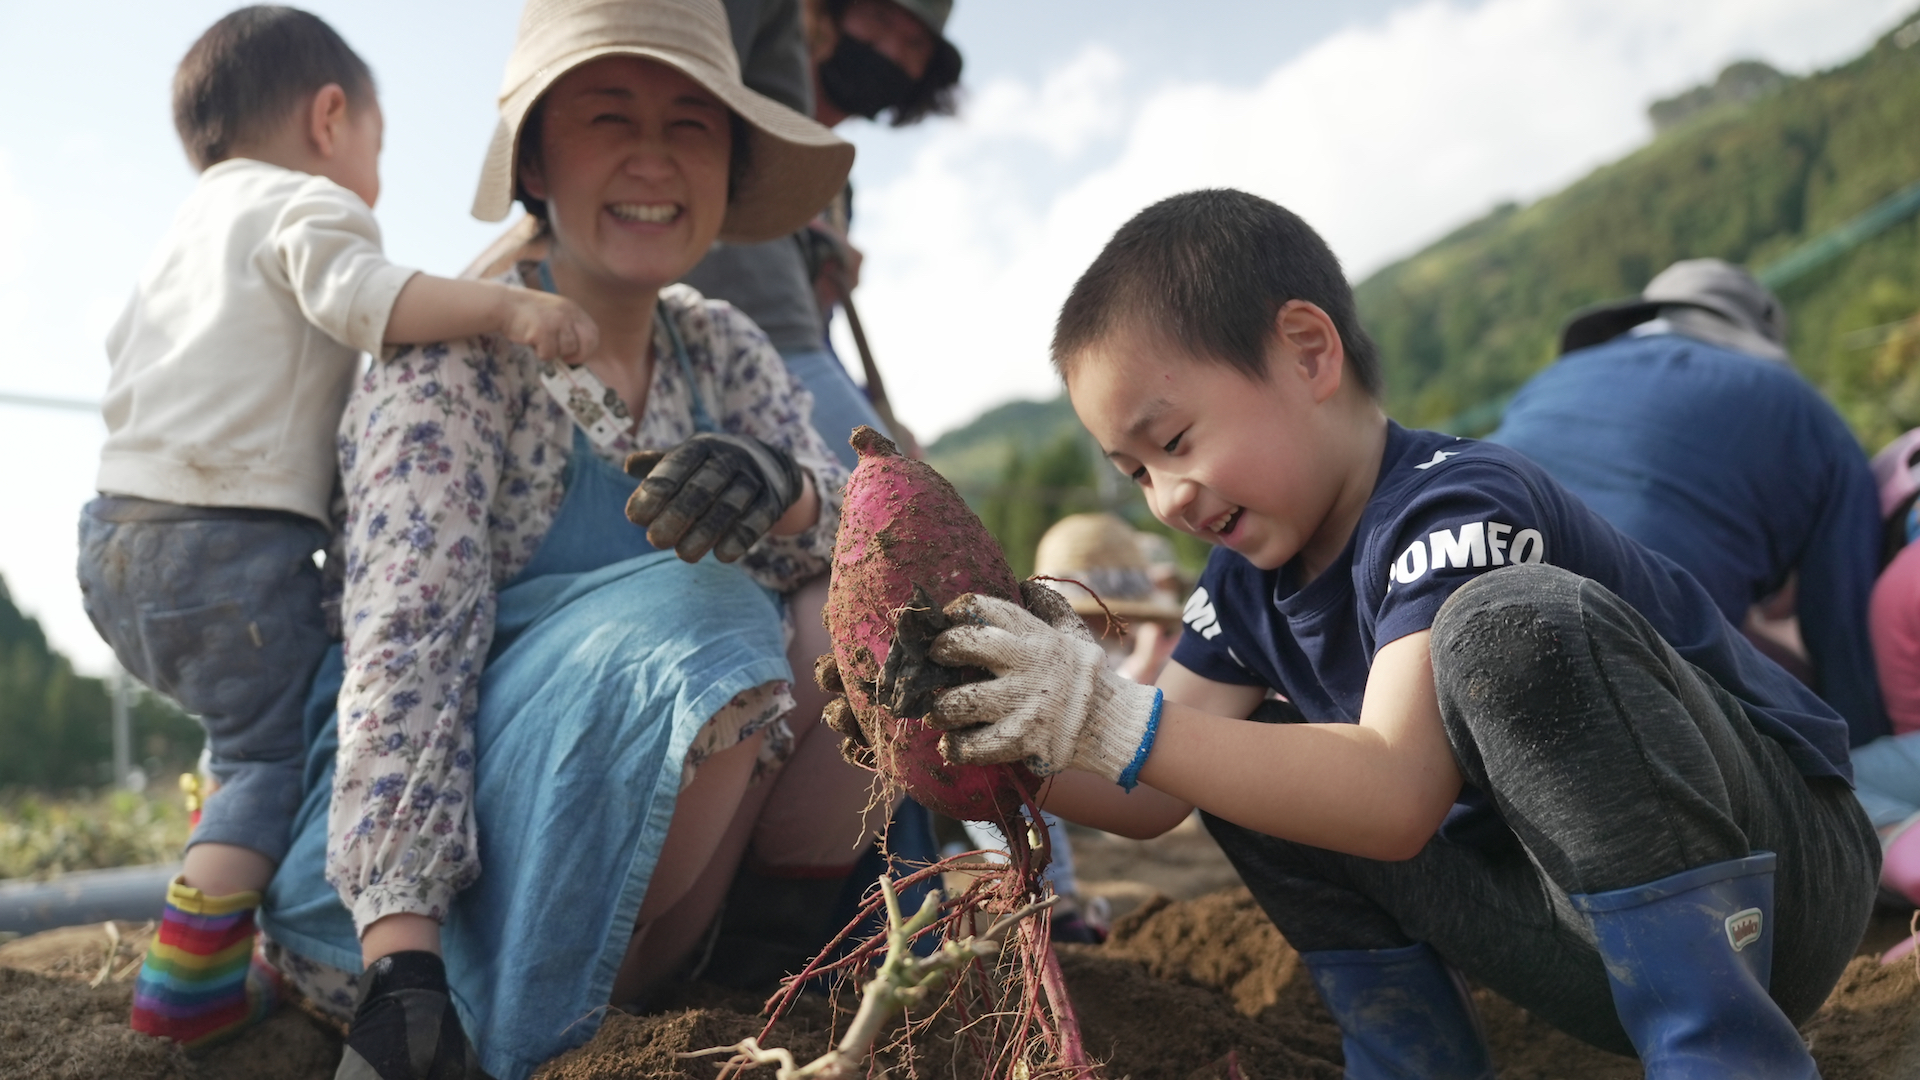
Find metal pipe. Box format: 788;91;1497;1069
111;668;132;790
0;391;99;412
0;863;181;935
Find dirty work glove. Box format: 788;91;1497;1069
336;951;489;1080
924;582;1164;788
624;433;807;563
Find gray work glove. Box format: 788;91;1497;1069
624;433;807;563
923;581;1161;785
336;951;489;1080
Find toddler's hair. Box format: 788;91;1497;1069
173;6;374;171
1052;189;1382;396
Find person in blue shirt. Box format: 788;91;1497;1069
1488;259;1889;748
867;191;1878;1078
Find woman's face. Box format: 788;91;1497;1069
520;57;733;291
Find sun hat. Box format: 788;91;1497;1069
1558;259;1788;360
1034;513;1185;624
472;0;855;243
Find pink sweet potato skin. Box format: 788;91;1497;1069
826;427;1038;827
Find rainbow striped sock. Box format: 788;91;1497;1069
130;877;280;1050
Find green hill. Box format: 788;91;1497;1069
1;578;201;789
929;12;1920;569
1360;12;1920;444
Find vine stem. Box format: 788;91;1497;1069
1032;921;1093;1078
680;880;1058;1079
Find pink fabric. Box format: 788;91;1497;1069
1870;543;1920;737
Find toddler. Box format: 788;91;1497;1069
79;5;594;1049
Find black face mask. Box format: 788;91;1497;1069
819;34;915;119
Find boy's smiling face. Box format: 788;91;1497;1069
1068;302;1382;576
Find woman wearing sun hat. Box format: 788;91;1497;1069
257;2;884;1077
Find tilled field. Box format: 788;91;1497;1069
4;821;1916;1079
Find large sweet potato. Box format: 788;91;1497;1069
821;427;1038;828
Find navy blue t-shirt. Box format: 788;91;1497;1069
1171;423;1854;816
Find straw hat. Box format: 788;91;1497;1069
1033;514;1185;624
472;0;855;243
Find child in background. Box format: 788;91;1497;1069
1033;512;1185;685
896;190;1876;1076
1850;429;1920;958
78;6;595;1049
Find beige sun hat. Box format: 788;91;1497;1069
1034;513;1185;624
472;0;855;243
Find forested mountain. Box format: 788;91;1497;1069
1;578;200;788
1362;12;1920;444
929;11;1920;568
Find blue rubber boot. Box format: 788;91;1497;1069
1568;851;1816;1078
1301;943;1495;1079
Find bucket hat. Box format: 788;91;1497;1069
473;0;855;243
1559;259;1788;360
1034;513;1185;624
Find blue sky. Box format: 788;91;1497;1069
1;0;1914;672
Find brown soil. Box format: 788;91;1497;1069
4;827;1917;1080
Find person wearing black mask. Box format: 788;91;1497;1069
809;0;962;127
793;0;961;463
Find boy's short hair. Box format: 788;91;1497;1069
1052;189;1383;396
173;6;374;171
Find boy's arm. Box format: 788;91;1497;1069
928;595;1462;861
1036;661;1262;838
383;274;599;361
1139;632;1461;860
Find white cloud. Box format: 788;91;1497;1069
847;0;1913;441
0;153;30;283
0;148;117;676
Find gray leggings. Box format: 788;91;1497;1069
78;496;331;865
1207;563;1878;1055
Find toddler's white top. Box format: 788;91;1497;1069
97;158;417;523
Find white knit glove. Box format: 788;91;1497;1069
925;583;1164;787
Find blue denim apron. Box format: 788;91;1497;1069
262;309;790;1080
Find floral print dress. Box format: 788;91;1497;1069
324;270;845;935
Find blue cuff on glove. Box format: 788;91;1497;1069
1116;688;1164;792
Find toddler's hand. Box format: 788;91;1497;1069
502;291;599;362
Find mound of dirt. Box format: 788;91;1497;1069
0;967;191;1080
4;890;1916;1079
0;922;340;1080
1096;888;1920;1080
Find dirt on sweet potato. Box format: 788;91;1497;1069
822;426;1040;830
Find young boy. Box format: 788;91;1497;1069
901;190;1878;1076
79;6;594;1049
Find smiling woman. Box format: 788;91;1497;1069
249;3;880;1079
